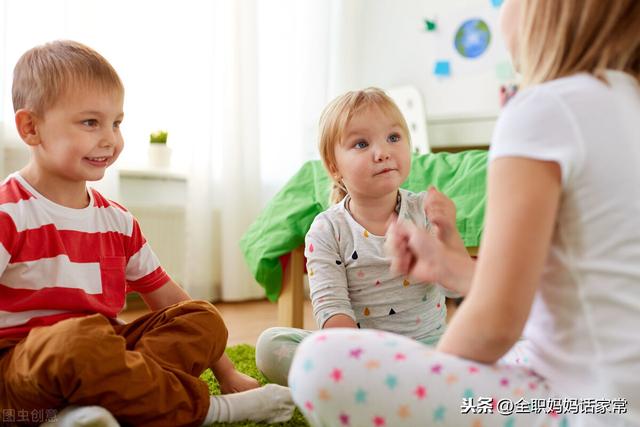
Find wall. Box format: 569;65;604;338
353;0;513;147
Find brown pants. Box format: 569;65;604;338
0;300;228;427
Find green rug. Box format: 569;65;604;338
201;344;309;427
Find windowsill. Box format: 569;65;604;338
118;166;187;181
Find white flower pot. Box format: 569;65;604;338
148;144;172;168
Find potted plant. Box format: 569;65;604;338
148;130;171;168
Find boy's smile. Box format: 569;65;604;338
36;86;124;180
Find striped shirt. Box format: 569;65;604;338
0;173;170;339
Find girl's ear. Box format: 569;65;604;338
15;109;42;147
327;161;340;178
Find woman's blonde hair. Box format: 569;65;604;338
12;40;124;116
517;0;640;87
318;87;410;204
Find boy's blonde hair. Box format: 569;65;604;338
517;0;640;87
318;87;410;204
12;40;124;115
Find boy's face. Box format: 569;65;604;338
333;105;411;200
32;85;124;183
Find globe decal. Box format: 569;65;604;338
454;18;491;59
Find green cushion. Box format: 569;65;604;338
240;150;488;302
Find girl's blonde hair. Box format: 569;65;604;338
318;87;410;204
517;0;640;87
12;40;124;116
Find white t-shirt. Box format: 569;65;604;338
490;71;640;425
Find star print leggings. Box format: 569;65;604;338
288;328;573;427
256;327;441;387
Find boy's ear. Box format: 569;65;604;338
15;109;41;146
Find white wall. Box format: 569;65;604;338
354;0;510;119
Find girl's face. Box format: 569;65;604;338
332;105;411;201
500;0;522;63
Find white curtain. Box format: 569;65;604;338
184;0;261;301
0;0;364;301
184;0;364;301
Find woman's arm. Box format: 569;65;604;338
436;157;561;363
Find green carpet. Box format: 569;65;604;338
201;344;309;427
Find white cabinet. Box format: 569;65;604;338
118;169;187;285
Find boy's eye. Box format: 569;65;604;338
388;133;401;143
82;119;98;127
354;140;368;149
113;121;122;129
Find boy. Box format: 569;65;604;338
0;40;294;427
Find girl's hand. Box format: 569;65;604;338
424;187;466;254
386;215;415;276
386;188;475;295
406;226;474;295
395;220;450;285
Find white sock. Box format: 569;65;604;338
202;384;295;425
41;406;119;427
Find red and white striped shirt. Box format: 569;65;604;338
0;173;170;339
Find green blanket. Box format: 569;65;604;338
240;150;488;302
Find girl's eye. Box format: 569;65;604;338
354;140;368;149
388;133;401;143
82;119;98;127
113;121;122;129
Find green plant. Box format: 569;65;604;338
149;130;168;144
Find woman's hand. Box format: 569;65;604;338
387;221;459;285
386;187;475;295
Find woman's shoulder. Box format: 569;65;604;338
494;78;580;140
505;71;629;119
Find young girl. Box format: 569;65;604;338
255;88;470;386
288;1;640;426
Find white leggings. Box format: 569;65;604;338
288;328;576;427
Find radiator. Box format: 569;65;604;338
128;205;186;285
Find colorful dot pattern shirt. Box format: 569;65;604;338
305;189;451;343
